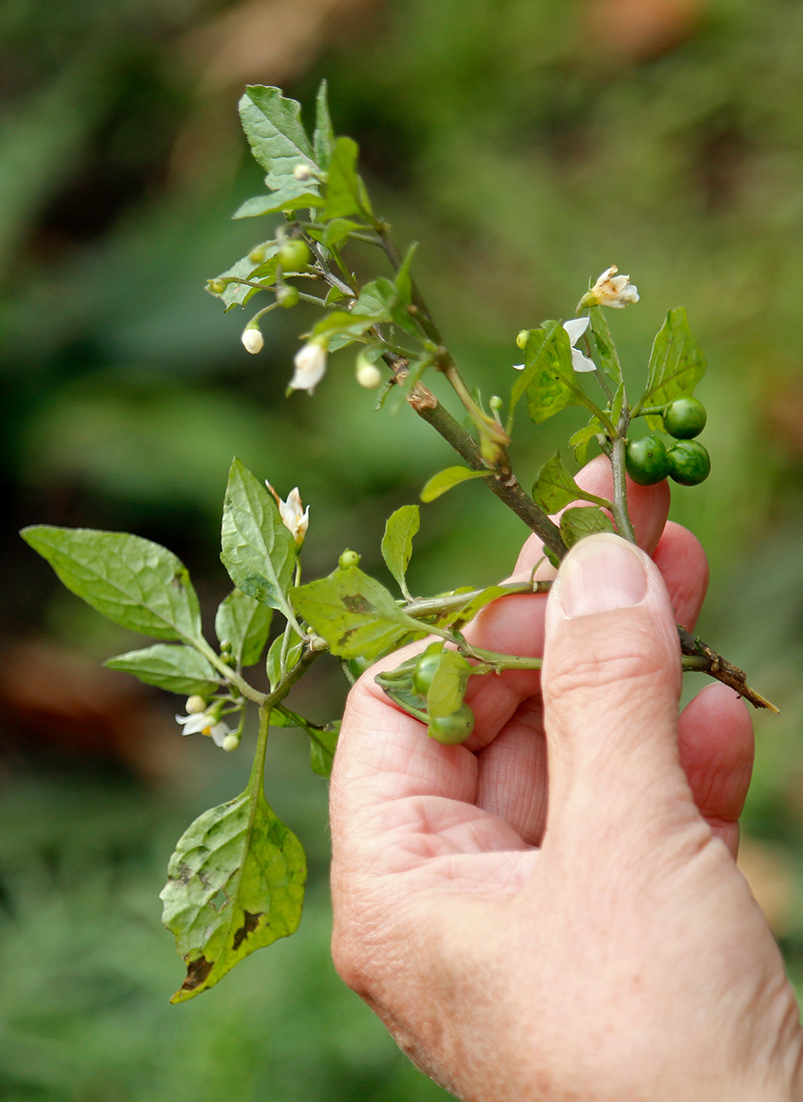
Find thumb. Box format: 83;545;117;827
542;533;696;840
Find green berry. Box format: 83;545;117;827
413;650;442;697
277;284;299;309
516;329;530;351
663;397;707;439
338;549;361;569
249;245;267;264
428;704;475;745
208;278;226;295
278;238;310;272
667;440;711;485
625;435;671;486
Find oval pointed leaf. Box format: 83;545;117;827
239;85;314;187
161;787;306;1003
420;466;492;503
21;526;203;642
215;589;273;668
104;644;220;695
381;505;420;596
220;460;297;618
532;453;611;513
638;307;706;424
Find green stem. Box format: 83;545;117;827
248;702;272;793
194;638;267;706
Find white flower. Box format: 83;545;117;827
289;340;327;393
176;709;233;748
267;483;309;546
242;326;264;354
587;265;639;308
513;318;596;374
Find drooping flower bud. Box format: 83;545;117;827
221;733;239;752
185;695;207;714
355;352;383;389
242;326;264;355
293;163;313;181
289;339;328;393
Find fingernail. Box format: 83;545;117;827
557;534;648;618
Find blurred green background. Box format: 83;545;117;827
4;0;803;1097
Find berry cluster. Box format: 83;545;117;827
625;398;711;487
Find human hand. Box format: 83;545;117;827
329;458;803;1101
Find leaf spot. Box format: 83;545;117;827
180;955;214;992
232;909;263;951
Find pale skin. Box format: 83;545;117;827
329;457;803;1101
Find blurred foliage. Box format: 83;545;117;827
5;0;803;1095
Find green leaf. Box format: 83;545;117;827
322;137;362;221
321;218;362;248
265;632;303;692
21;526;203;643
531;453;611;513
239;86;314;189
352;276;396;319
568;418;603;466
560;506;616;548
215;589;272;668
313;79;335;170
290;565;423;660
523;322;586;425
161;783;306;1003
637;307;707;426
232;187;322;219
427;649;473;720
220;460;297;620
381;505;420;597
104;644;220;695
588;307;622;386
420;466;492;503
309;309;376;344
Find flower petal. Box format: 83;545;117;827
571;348;598;373
562;317;590;346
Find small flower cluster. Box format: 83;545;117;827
177;696;238;751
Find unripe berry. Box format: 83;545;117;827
339;549;361;569
278;238;310;272
249;245;267;264
208;278;226;295
277;285;300;309
516;329;530;351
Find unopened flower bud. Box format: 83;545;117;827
185;695;207;714
355;353;382;389
489;395;503;411
242;326;264;355
516;329;530;351
221;734;239;752
293;163;313;181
